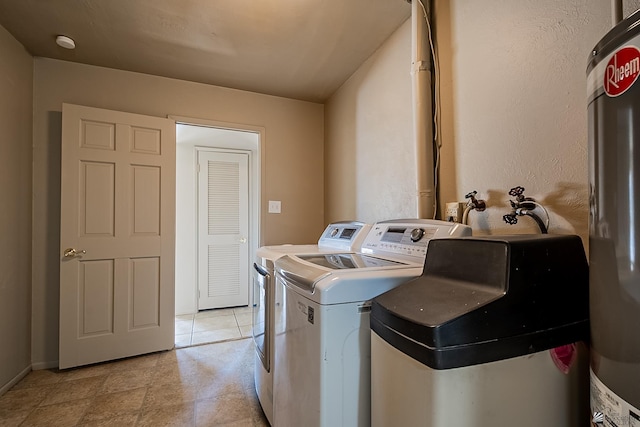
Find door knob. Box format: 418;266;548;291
239;238;247;243
63;248;86;258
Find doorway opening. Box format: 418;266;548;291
173;120;262;347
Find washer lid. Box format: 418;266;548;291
275;254;419;305
297;253;405;270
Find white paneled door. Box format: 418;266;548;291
197;150;249;309
59;103;175;369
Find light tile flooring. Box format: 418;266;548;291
0;338;268;427
175;307;253;348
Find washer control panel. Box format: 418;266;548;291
360;220;472;261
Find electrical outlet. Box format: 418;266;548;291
268;200;281;214
445;201;466;223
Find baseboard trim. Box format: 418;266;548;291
0;365;31;396
31;360;58;370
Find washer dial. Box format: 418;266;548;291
410;228;425;242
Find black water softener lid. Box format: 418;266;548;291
370;234;589;370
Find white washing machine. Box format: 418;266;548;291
272;219;472;427
252;221;370;425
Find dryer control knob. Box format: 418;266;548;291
410;228;425;242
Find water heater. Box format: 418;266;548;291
588;9;640;426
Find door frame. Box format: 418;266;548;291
172;116;263;316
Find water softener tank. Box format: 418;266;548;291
588;9;640;424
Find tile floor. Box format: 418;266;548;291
175;307;253;348
0;338;268;427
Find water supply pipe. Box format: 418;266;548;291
502;186;550;234
411;0;436;219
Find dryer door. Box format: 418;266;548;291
252;262;270;371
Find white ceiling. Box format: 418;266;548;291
0;0;411;103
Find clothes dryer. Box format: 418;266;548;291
252;221;370;425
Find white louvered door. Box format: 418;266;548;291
197;150;249;309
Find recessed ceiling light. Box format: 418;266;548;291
56;35;75;49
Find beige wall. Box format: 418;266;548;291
625;2;640;18
0;26;33;390
433;0;618;244
325;20;416;224
326;2;640;246
32;59;324;367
